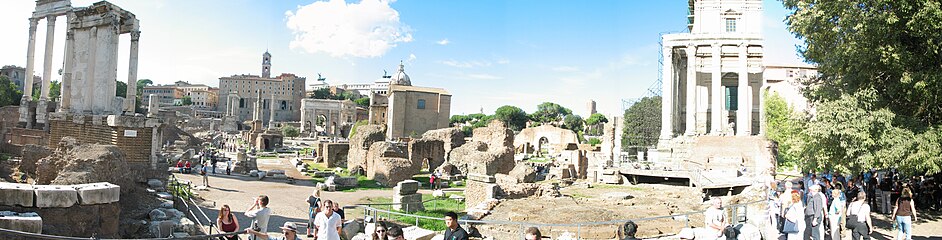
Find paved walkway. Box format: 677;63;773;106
174;154;394;239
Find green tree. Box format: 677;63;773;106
311;88;332;99
116;81;127;98
30;81;61;101
621;96;661;152
784;0;942;174
181;96;193;105
281;125;300;138
494;105;528;131
0;76;23;107
353;97;370;107
530;102;572;124
587;138;602;146
450;115;471;125
348;120;368;138
562;114;584;133
585;113;609;136
136;79;152;96
764;91;807;168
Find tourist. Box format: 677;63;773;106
184;160;192;174
216;205;240;240
621;221;639;240
386;226;405;240
702;197;727;239
226;158;232;175
201;162;210;187
211;154;218;174
245;222;302;240
767;180;781;237
371;221;388;240
805;184;825;240
848;192;872;240
443;211;468;240
783;190;805;240
306;188;322;238
333;201;346;222
176;160;184;173
828;189;845;240
892;188;917;240
314;199;342;240
245;195;272;240
524;226;542;240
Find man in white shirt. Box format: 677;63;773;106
246;195;272;240
314;199;342;240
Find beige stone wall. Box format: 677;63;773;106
217;74;305;121
387;90;450;139
513;125;579;154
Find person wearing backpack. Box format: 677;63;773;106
847;191;872;240
306;187;322;238
200;162;209;187
892;188;917;240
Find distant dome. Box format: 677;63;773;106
389;62;411;86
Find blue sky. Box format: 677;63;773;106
0;0;806;116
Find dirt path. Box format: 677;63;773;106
173;155;393;239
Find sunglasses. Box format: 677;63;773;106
376;230;386;233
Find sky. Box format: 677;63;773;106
0;0;807;117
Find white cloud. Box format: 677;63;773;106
552;66;580;72
436;39;450;45
467;74;503;80
407;53;417;64
497;58;510;64
285;0;413;58
441;60;492;68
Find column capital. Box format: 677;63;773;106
46;16;56;25
130;30;141;41
29;18;40;27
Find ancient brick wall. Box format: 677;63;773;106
48;116;154;164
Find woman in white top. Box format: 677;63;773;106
828;188;846;240
848;191;872;240
783;190;805;240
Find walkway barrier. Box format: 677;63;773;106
351;198;767;239
0;227;245;240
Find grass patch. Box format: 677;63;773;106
528;157;551;163
257;155;278;159
362;194;465;231
594;184;644;191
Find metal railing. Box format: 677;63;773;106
352;198;766;239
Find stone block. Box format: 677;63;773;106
342;220;362;240
313;171;335;178
266;169;285;176
466;173;496;183
271;174;288;180
403;226;436;240
395;180;420;194
392;193;424;212
34;185;78;208
0;211;42;234
74;182;120;205
0;183;35;207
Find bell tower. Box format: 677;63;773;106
262;51;272;78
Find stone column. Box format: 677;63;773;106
709;43;722;135
124;31;141;115
40;16;56;102
147;94;158;117
19;18;40;127
60;29;74;112
659;46;673;140
23;18;39;102
253;91;262;121
685;44;697;135
737;44;750;136
85;27;99;113
268;93;276;129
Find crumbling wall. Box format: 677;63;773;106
323;143;350;168
408;139;445;171
513;125;579;155
347;124;386;171
421;128;465;160
447;121;515;176
35;138;136;194
18;144;51;175
364;142;415;186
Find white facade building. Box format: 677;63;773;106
660;0;764;139
764;65;818;113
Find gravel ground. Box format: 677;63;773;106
174;153;394;239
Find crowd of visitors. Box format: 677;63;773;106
765;170;928;240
